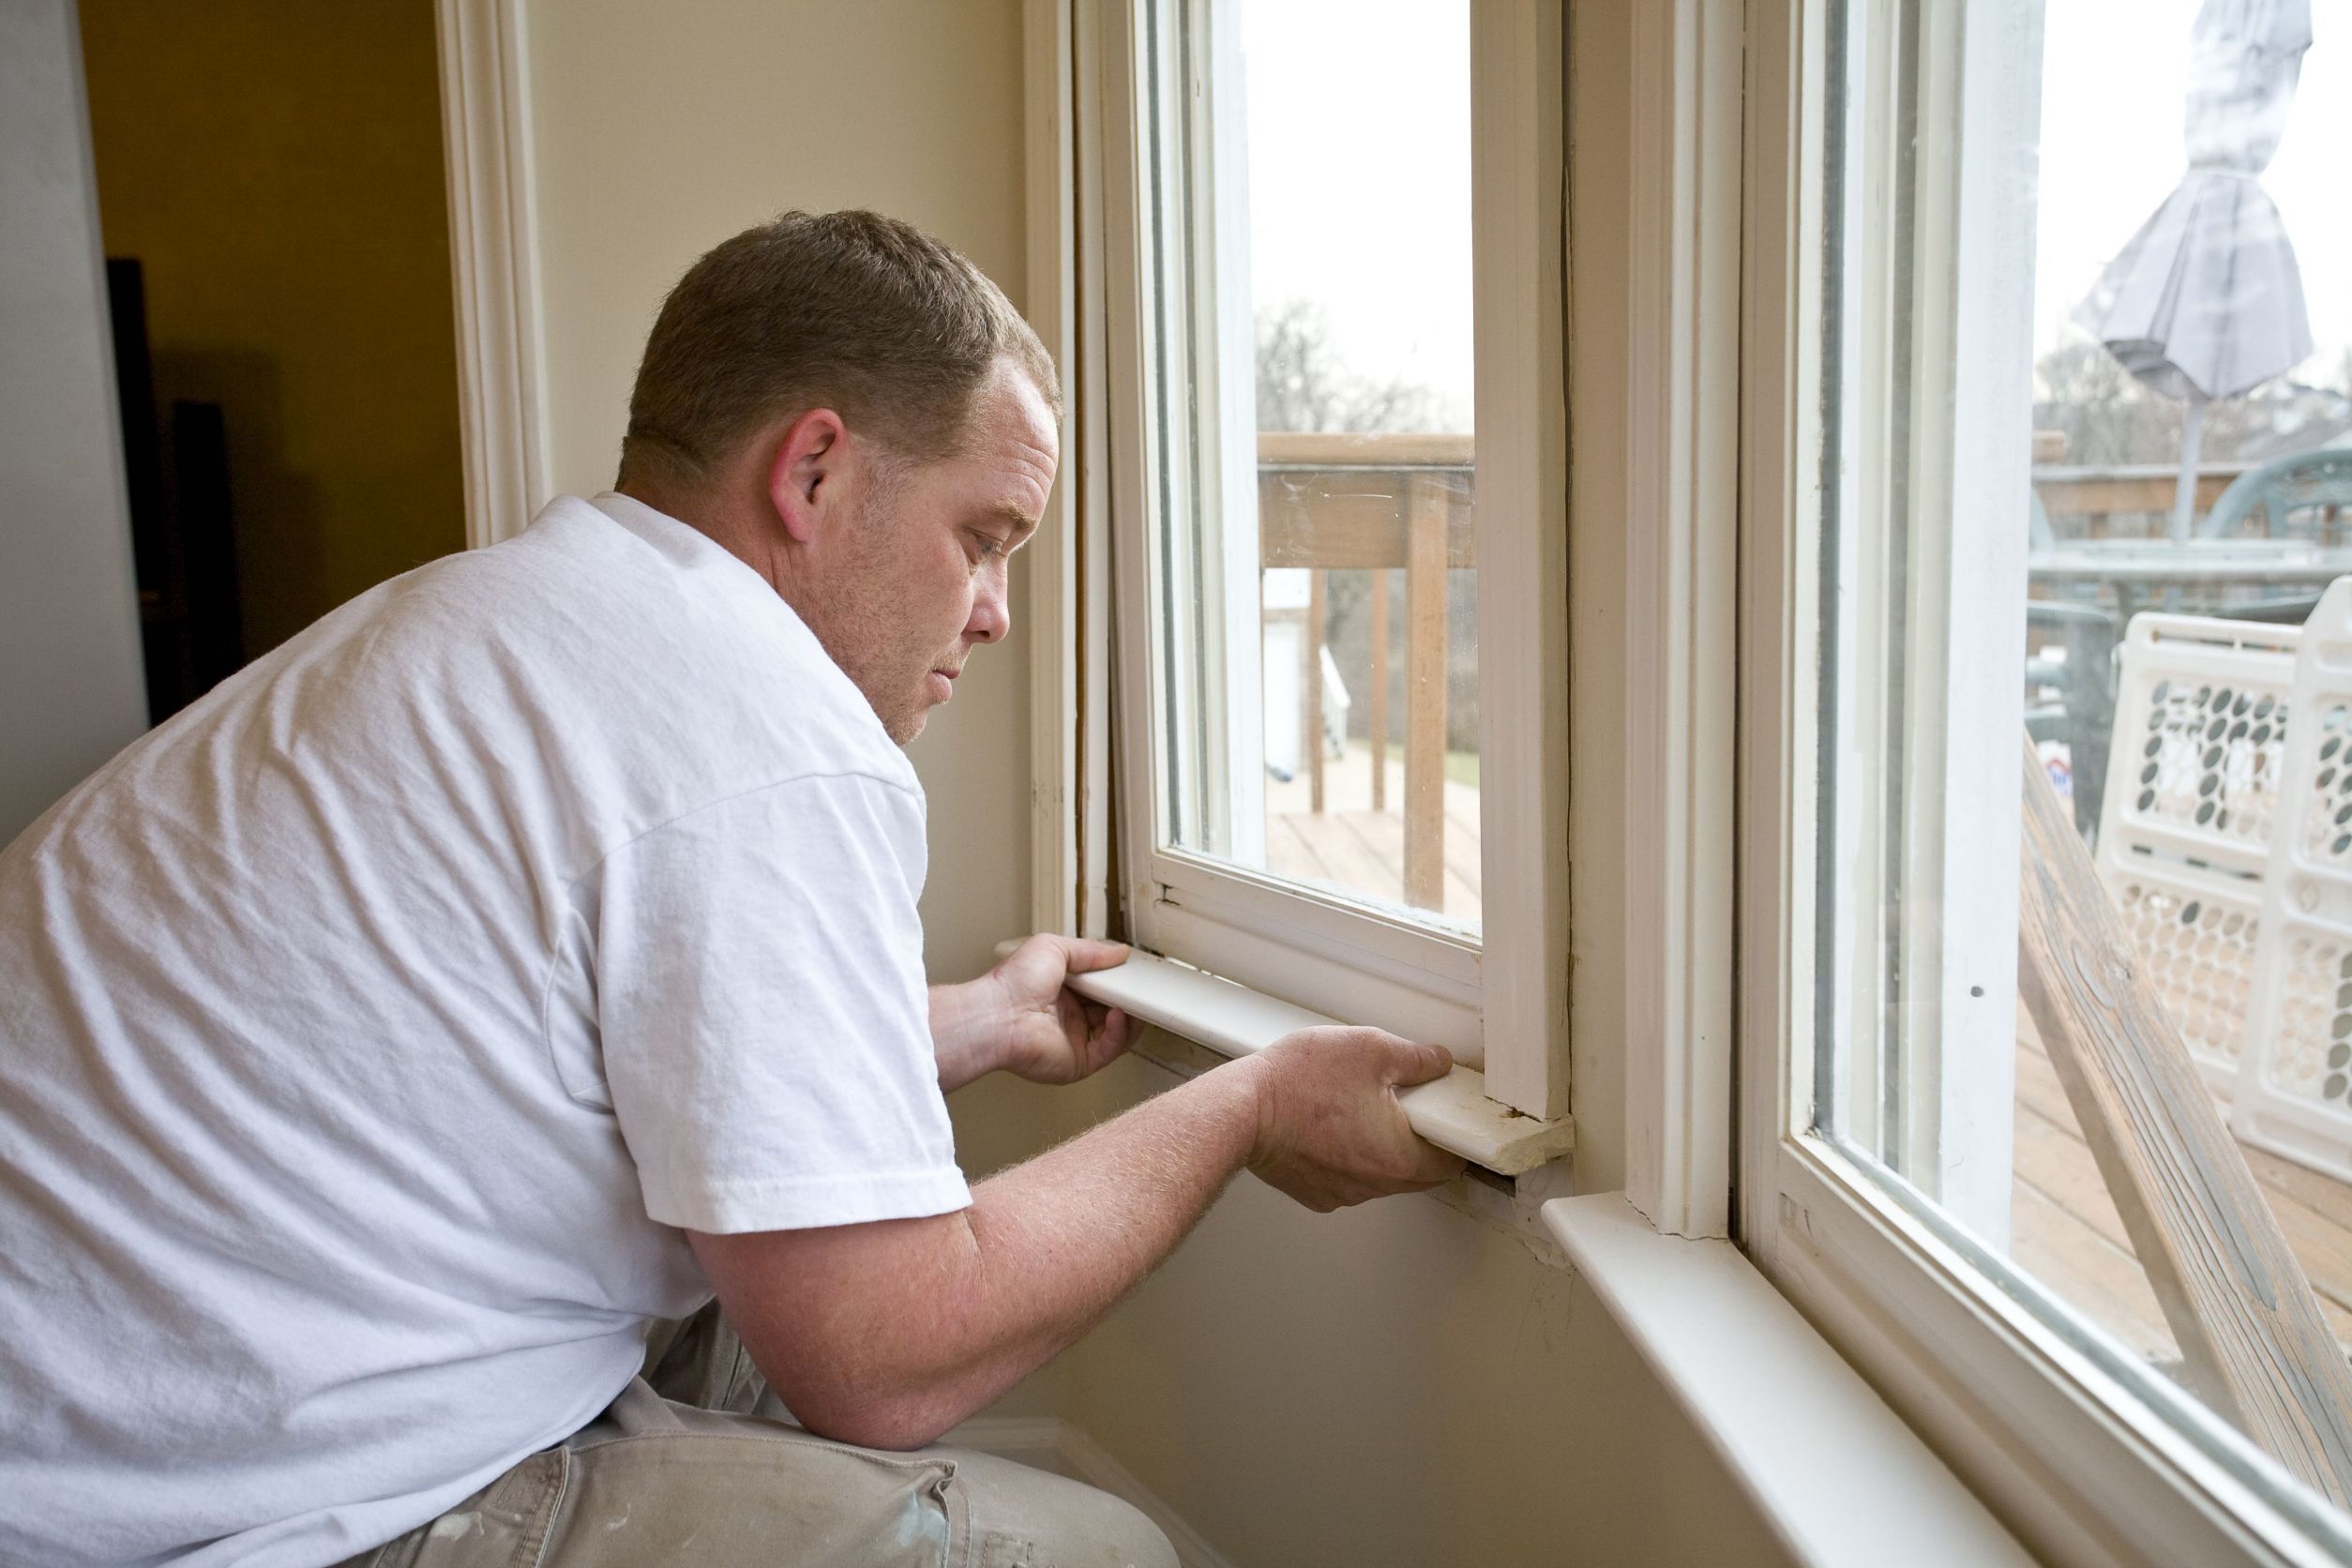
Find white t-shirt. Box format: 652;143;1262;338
0;494;972;1568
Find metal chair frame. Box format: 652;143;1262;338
2196;446;2352;543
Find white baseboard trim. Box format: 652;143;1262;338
943;1415;1240;1568
1053;1423;1241;1568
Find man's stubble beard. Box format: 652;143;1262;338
800;490;953;747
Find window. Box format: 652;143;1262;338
1093;0;1567;1118
1746;0;2352;1558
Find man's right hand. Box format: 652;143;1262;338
1240;1027;1466;1212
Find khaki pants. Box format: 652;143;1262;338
339;1304;1175;1568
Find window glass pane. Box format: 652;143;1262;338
1139;0;1479;932
1817;0;2352;1528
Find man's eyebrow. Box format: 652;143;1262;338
983;501;1042;546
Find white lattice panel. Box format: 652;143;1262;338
2094;611;2300;1094
2239;579;2352;1182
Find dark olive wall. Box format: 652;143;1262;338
80;0;465;656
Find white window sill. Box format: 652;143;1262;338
1544;1192;2034;1567
1032;945;1574;1176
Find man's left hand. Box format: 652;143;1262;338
930;935;1134;1092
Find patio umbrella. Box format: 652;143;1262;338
2073;0;2314;541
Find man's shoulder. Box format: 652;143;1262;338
466;495;920;814
159;495;914;870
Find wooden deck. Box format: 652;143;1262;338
1264;740;1482;925
1267;758;2352;1368
2014;1001;2352;1364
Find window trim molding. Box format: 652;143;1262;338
1614;0;1742;1239
1735;3;2352;1562
433;0;552;550
1467;0;1573;1120
1027;0;1118;942
1024;0;1082;937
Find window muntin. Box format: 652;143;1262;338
1135;0;1482;934
1811;0;2352;1534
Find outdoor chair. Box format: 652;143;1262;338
2223;590;2327;625
2195;446;2352;543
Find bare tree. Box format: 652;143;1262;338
1254;299;1455;434
2034;329;2156;466
2036;326;2352;475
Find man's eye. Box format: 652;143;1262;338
973;534;1008;560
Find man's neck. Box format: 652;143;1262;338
618;478;790;600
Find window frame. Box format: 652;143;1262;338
1736;2;2352;1562
1022;0;2352;1557
1084;0;1571;1118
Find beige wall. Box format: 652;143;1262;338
520;3;1790;1561
79;0;466;656
1057;1060;1792;1568
525;0;1034;991
522;0;1051;1416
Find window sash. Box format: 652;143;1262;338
1092;0;1567;1114
1815;0;2030;1243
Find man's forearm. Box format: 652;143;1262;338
696;1056;1265;1448
693;1024;1456;1449
897;1057;1264;1434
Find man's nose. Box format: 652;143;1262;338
967;573;1010;644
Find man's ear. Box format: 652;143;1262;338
764;407;848;545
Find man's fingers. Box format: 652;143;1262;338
1053;936;1132;975
1094;1007;1134;1062
1385;1039;1455;1089
1407;1139;1468;1186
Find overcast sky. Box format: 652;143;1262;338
1234;0;2347;426
1241;0;1475;423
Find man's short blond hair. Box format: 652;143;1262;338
617;210;1059;491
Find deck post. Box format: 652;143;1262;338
1368;568;1389;811
1404;474;1448;909
1304;566;1325;814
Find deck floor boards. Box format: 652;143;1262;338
1265;740;1482;924
2015;1004;2352;1361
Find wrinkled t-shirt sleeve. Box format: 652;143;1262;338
587;773;970;1233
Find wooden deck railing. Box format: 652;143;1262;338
1250;442;2261;913
1258;430;1473;910
2034;460;2255;538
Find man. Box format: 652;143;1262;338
0;210;1462;1567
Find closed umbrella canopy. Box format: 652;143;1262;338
2073;0;2315;537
